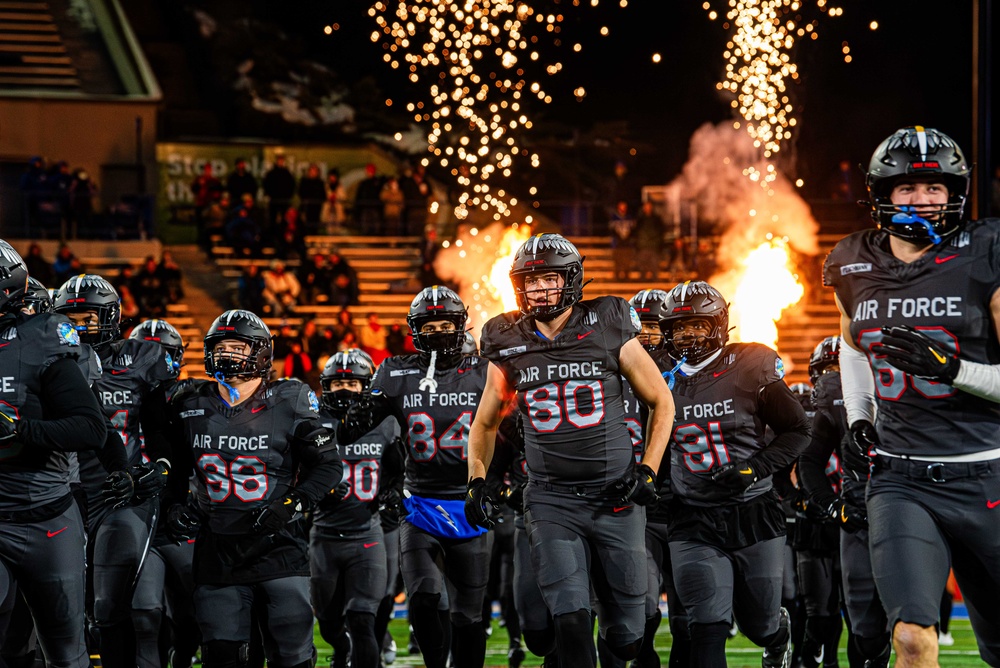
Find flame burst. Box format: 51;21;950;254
486;224;533;312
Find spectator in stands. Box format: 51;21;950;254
49;160;73;196
300;318;323;360
23;243;53;285
330;308;357;347
634;200;665;281
386;323;408;357
353;163;384;235
297;163;326;235
200;191;231;250
263;153;296;231
326;252;359;307
609;199;637;281
132;255;169;318
118;283;141;321
190;163;223;225
19;156;47;193
380;176;406;236
271;323;297;364
226;157;258;201
297;254;331;305
68;168;98;234
402;164;431;236
321;169;347;234
262;259;301;317
358;312;390;366
237;263;267;314
282;338;315;386
157;250;185;303
275;206;303;260
693;238;717;278
225;203;261;258
338;329;359;353
52;243;83;285
829;159;864;202
113;263;136;296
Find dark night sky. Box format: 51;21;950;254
267;0;994;207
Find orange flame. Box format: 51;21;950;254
724;237;804;350
485;225;533;313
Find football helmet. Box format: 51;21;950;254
407;286;468;355
509;233;584;321
788;382;813;413
130;319;185;373
53;274;121;350
629;288;670;351
461;331;478;356
203;309;273;380
658;281;729;364
23;277;52;314
319;348;375;414
866;126;970;244
0;241;29;315
808;335;841;384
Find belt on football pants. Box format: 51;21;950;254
875;456;995;483
536;479;623;498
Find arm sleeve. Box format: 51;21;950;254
951;360;1000;403
139;385;172;465
290;420;344;507
97;426;128;473
18;357;107;452
840;342;877;425
751;381;812;478
164;404;194;504
797;410;840;509
380;436;406;495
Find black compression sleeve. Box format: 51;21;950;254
751;381;811;478
290;421;343;506
97;426;128;472
164;404;194;504
138;385;172;465
18;357;108;452
798;409;840;509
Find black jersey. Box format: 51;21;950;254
825;223;1000;457
481;296;641;487
313;414;401;533
0;312;93;510
658;343;788;506
370;353;487;498
799;371;856;507
621;377;645;464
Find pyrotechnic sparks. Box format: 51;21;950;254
371;0;613;221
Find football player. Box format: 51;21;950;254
656;280;810;668
54;274;176;668
311;348;404;668
468;233;675;668
825;125;1000;666
0;241;107;668
343;286;493;668
164;309;340;667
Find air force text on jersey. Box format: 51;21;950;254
852;296;963;322
517;361;605;384
192;434;269;451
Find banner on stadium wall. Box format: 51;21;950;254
154;142;400;241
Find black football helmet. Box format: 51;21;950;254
789;382;814;413
658;281;729;364
407;286;468;355
320;348;375;414
23;277;52;314
0;240;29;315
203;309;273;380
130;319;185;374
629;289;669;351
509;233;584;321
461;331;478;356
867;126;970;245
808;335;841;384
53;274;121;350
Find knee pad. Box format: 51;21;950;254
408;591;442;617
522;628;556;657
668;614;690;640
201;640;250;668
132;607;163;639
853;633;891;663
604;637;642;661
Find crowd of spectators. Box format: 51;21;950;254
18;156;99;236
235;250;360;316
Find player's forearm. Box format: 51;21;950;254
951;360;1000;403
468;421;496;481
640;403;672;474
840;338;877;425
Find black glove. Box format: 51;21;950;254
465;477;501;530
251;493;305;534
501;482;526;513
342;392;377;443
166;503;201;542
849;420;879;461
711;460;760;493
378;488;403;525
877;325;959;383
834;498;868;533
617;463;659;506
331;479;351;501
129;460;169;500
102;470;134;509
0;408;17;441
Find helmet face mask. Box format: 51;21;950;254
130;319;185;374
320;348;375;414
407;286;468;355
23;277;51;314
53;275;121;350
788;382;813;412
0;241;30;315
629;289;669;351
808;335;841;384
867;126;970;245
203;310;273;380
658;281;729;364
509;234;584;322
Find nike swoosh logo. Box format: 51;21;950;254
110;369;127;375
613;505;631;513
713;369;729;378
252;405;265;413
935;255;958;264
577;331;595;340
46;527;68;538
363;542;380;548
739;468;753;475
841;505;849;522
987;499;1000;509
931;349;948;364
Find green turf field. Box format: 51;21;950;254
313;617;987;667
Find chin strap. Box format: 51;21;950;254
214;372;241;405
419;349;439;393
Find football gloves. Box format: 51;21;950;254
102;470;134;509
619;463;659;506
501;482;526;514
0;410;17;441
711;460;760;493
465;477;501;530
166;503;201;542
849;420;879;462
129;460;169;501
878;325;959;384
378;487;403;526
251;493;305;534
833;498;868;533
